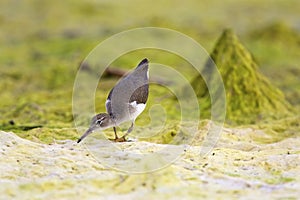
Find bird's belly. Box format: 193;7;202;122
129;102;146;121
111;102;146;126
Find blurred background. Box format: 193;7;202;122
0;0;299;142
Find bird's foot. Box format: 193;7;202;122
109;136;127;142
109;136;137;142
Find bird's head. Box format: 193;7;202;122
77;113;112;143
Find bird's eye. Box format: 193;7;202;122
96;117;106;125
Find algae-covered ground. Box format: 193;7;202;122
1;127;300;199
1;0;300;199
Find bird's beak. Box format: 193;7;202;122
77;127;94;143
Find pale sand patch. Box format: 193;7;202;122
1;129;299;199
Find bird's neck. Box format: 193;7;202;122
107;114;117;126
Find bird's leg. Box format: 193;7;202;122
111;122;134;142
113;127;118;139
126;122;134;135
121;122;134;139
110;126;125;142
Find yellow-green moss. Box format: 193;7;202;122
250;21;300;44
192;29;292;125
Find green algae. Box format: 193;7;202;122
138;123;181;144
25;128;79;144
247;22;300;106
254;115;300;143
1;9;299;144
192;29;292;125
0;27;298;144
249;21;300;45
0;1;300;199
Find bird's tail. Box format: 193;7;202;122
136;58;149;69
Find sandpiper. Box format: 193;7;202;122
77;58;149;143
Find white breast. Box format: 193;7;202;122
129;101;146;121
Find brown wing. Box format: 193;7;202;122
129;84;149;104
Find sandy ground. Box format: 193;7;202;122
1;126;300;199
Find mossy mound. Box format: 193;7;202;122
192;29;291;124
249;22;300;44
